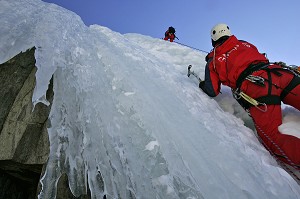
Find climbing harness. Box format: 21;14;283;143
233;62;300;112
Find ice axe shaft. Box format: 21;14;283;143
187;65;202;82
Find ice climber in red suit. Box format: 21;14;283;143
199;23;300;168
164;26;176;42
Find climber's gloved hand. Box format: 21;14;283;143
199;81;205;89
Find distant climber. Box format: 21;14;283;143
164;26;176;42
199;23;300;168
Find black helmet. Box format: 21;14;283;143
168;26;175;34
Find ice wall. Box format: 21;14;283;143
1;1;300;199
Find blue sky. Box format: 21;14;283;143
42;0;300;65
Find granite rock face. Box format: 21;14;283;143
0;48;93;199
0;48;51;198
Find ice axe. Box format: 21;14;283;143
187;65;202;82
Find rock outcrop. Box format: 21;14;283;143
0;48;51;199
0;48;94;199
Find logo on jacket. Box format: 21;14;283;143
217;44;240;62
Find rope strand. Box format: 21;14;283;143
252;118;300;183
174;41;209;54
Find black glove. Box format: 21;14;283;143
205;54;209;62
199;81;205;89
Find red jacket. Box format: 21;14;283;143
201;35;268;97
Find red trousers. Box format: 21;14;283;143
164;34;175;42
241;67;300;167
